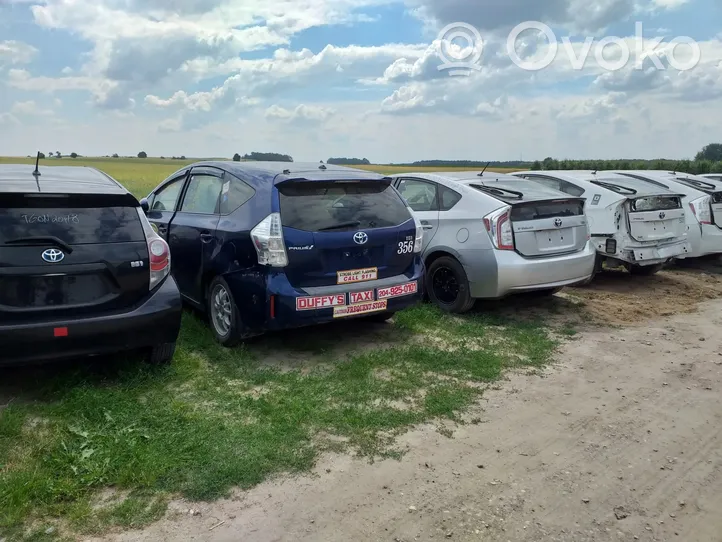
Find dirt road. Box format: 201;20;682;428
92;266;722;542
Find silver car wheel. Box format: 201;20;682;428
211;284;233;337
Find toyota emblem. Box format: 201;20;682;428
353;231;368;245
42;248;65;263
554;218;563;228
659;212;666;220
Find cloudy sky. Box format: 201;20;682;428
1;0;720;162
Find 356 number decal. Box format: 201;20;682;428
397;241;414;254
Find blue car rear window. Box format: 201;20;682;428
277;181;411;232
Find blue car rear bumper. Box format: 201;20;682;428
257;259;424;331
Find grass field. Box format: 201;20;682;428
0;155;544;542
0;156;520;199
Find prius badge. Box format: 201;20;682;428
41;248;65;263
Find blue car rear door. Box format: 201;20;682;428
167;167;224;304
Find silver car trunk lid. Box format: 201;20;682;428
510;199;588;257
469;182;588;257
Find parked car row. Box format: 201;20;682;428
2;160;721;366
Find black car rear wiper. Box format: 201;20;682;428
3;235;74;253
590;180;637;195
317;221;362;232
677;178;716;191
472;184;524;199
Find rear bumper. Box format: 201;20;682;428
260;259;425;331
625;238;692;265
465;241;597;299
0;277;182;366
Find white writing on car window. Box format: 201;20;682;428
21;214;80;224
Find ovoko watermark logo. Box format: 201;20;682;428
436;22;485;76
436;21;701;76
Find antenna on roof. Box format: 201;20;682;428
319;164;327;170
592;170;597;175
477;161;491;177
33;151;41;177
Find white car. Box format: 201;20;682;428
607;170;722;258
389;172;596;312
701;174;722;182
513;170;691;276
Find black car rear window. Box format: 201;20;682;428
0;207;145;244
277;181;411;232
511;200;584;221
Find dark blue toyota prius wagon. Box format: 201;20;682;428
142;161;425;345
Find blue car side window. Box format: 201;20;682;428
220;174;255;215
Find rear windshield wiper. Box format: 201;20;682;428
677;178;716;191
317;221;362;232
3;235;74;253
472;185;524;199
590;180;637;195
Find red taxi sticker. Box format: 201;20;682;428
333;300;387;318
349;290;374;304
337;267;378;285
296;294;346;311
377;281;418;300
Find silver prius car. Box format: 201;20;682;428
390;172;597;313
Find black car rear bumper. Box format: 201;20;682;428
0;277;182;366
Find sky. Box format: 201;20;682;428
0;0;721;163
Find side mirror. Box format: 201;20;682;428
140;197;150;213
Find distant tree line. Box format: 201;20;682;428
327;157;371;165
385;160;531;168
236;152;293;162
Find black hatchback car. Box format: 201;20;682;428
0;163;182;365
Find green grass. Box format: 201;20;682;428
0;303;560;541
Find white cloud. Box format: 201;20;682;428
145;43;427;115
11;100;55;117
265;104;335;123
0;40;38;66
406;0;689;34
0;112;21;126
23;0;401;100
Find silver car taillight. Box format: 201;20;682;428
483;206;514;251
250;213;289;267
689;196;712;225
136;208;171;291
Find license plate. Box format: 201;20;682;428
337;267;377;285
333;300;387;318
377;281;418;300
296;294;346;311
349;290;374;304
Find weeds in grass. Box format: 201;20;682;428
0;301;562;541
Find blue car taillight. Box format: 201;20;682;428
251;213;289;267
